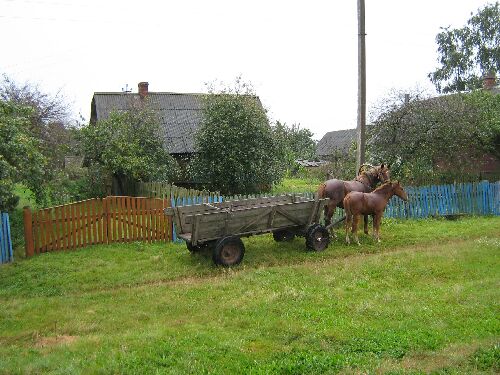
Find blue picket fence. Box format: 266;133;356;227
0;212;14;264
385;181;500;218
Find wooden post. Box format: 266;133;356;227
23;206;34;257
356;0;367;174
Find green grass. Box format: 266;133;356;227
272;177;321;194
0;216;499;374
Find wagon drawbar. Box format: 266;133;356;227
164;195;331;266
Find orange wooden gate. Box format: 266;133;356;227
23;196;171;257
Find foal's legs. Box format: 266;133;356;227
344;211;351;244
363;214;369;235
373;214;382;242
351;214;361;245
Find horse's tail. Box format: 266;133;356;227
317;183;327;199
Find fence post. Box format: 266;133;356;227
23;206;34;257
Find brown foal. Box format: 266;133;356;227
343;181;408;245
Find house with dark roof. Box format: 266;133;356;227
90;82;265;159
316;128;357;159
91;82;203;157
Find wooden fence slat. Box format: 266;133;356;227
53;207;60;251
60;204;67;250
131;197;137;241
90;199;96;245
32;209;40;254
81;201;87;248
103;198;108;244
153;199;158;242
122;196;128;241
71;201;77;249
144;198;150;243
65;203;71;249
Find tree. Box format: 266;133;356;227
0;101;46;211
190;79;285;195
272;121;316;170
0;75;81;206
81;102;179;195
429;2;500;93
368;89;499;184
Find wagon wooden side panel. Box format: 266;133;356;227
165;195;330;266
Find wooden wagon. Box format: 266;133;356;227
164;195;330;266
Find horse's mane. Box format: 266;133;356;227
372;181;393;193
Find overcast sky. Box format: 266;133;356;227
0;0;494;139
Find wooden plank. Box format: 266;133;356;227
65;203;72;249
33;209;40;254
162;198;168;241
163;198;169;241
54;207;61;251
151;199;157;242
96;198;106;244
136;198;141;240
122;196;127;241
103;198;109;245
153;199;159;241
126;196;132;242
60;203;67;250
145;198;150;243
115;196;122;242
131;197;137;241
76;202;82;248
91;199;97;245
72;202;78;249
41;209;48;252
155;199;161;241
82;201;88;248
109;197;115;243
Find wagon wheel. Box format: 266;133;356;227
272;229;296;242
212;236;245;266
305;224;330;251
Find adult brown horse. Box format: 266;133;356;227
317;164;390;235
344;181;408;245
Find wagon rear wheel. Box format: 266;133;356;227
213;236;245;266
306;224;330;251
272;229;296;242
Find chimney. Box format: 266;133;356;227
483;71;496;90
138;82;149;98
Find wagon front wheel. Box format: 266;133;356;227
213;236;245;266
306;224;330;251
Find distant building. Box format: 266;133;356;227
316;129;356;159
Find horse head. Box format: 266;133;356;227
392;181;408;201
357;163;391;187
376;164;391;183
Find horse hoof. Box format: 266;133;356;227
356;242;361;246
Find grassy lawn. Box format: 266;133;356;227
272;177;322;194
0;216;499;374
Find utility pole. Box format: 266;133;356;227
356;0;366;174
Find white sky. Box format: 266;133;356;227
0;0;494;139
